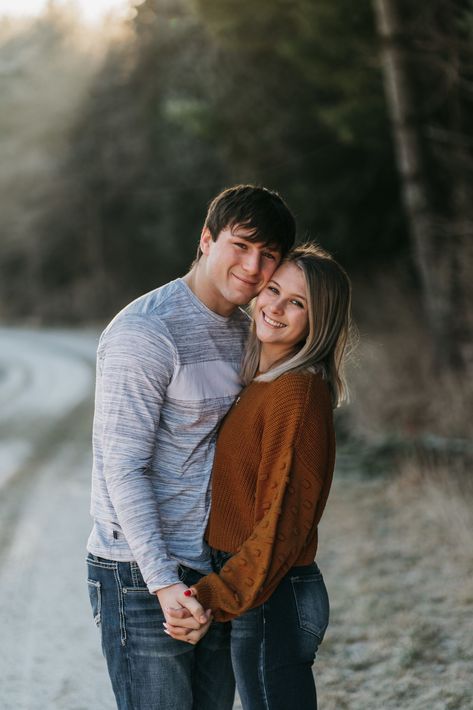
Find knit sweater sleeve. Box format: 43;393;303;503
193;372;334;621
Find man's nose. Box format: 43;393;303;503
242;250;262;275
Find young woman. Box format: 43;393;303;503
166;243;352;709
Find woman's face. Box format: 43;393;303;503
255;261;309;351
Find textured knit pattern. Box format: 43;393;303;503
193;370;335;621
87;278;250;593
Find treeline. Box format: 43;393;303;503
0;0;471;372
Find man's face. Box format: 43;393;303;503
200;225;281;313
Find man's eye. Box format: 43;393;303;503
235;242;247;250
263;252;276;260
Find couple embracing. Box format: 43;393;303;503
86;185;351;710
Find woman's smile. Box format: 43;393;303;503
262;312;286;329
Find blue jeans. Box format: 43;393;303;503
228;560;329;710
86;553;235;710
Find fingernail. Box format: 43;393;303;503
183;590;192;597
163;629;170;636
163;622;168;629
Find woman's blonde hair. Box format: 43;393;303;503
241;243;353;407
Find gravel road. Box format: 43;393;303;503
0;327;116;710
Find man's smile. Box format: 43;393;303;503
231;273;259;286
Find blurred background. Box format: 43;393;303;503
0;0;471;708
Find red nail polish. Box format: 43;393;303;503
183;590;192;597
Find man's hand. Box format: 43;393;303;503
156;583;211;630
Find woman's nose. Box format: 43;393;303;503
269;298;284;314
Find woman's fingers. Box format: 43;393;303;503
164;618;212;645
164;622;191;637
164;608;201;629
179;592;208;624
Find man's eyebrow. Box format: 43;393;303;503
231;234;280;254
231;232;276;246
268;279;307;300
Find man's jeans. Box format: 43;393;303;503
218;555;329;710
86;554;235;710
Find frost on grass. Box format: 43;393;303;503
315;457;473;710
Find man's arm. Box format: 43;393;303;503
99;315;207;624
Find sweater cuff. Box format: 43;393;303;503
145;562;181;595
193;575;218;611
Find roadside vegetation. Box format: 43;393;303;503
315;281;473;709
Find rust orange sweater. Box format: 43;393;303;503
193;370;335;621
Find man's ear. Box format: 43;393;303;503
199;227;213;256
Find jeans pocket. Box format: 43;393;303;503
291;573;329;641
87;579;102;627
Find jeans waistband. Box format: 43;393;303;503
209;548;233;573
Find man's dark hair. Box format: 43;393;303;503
196;184;296;260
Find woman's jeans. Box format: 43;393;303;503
213;552;329;710
86;553;235;710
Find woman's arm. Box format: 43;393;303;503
192;373;335;621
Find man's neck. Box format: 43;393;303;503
183;267;236;318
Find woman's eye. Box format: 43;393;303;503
268;286;278;294
291;300;304;308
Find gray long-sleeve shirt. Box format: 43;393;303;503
87;278;249;593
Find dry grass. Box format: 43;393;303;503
347;274;473;443
313;275;473;708
391;455;473;559
316;457;473;709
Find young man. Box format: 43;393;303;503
86;185;295;709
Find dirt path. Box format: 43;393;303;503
0;328;115;709
315;452;473;709
0;408;117;709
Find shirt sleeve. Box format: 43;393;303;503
193;374;334;620
97;314;179;593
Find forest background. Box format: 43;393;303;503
0;0;472;707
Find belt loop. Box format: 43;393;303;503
130;561;141;587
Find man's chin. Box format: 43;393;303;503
230;290;258;306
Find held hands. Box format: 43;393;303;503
156;584;212;645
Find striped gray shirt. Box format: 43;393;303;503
87;278;249;593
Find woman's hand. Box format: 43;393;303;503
164;615;213;644
163;587;212;644
156;583;210;629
